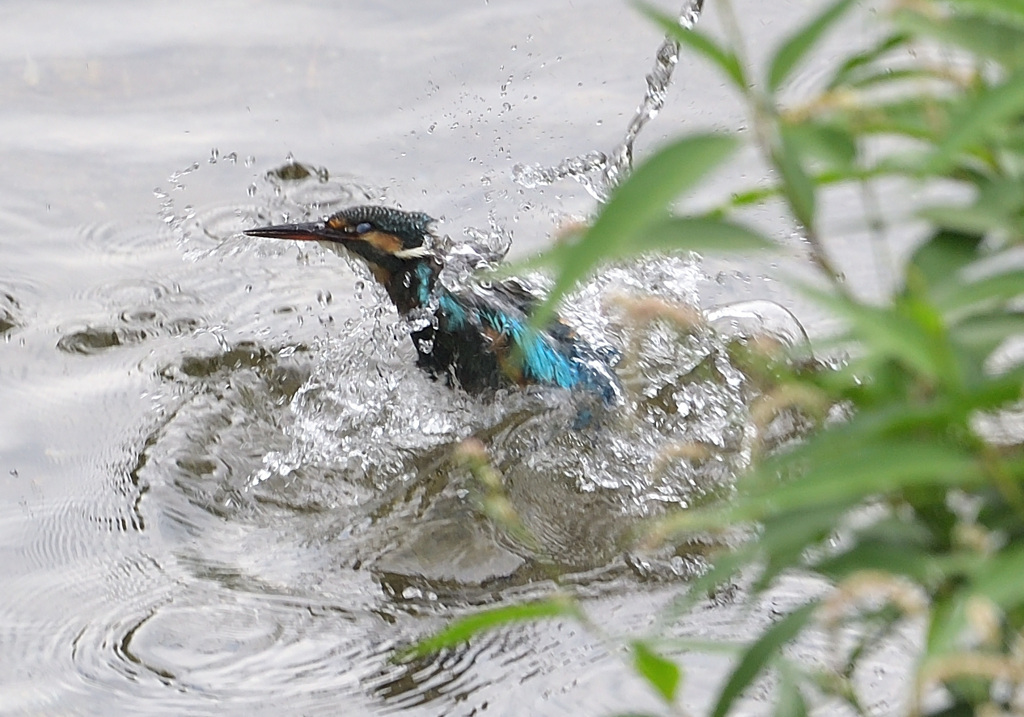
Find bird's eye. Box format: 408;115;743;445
355;222;372;234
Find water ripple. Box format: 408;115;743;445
56;279;205;355
67;587;385;712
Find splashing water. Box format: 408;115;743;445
513;0;706;201
144;3;814;580
232;228;811;578
147;152;812;580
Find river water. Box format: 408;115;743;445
0;1;909;715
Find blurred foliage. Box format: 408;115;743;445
410;0;1024;714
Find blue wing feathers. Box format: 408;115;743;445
432;283;619;402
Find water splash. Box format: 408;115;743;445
512;0;705;201
242;249;809;534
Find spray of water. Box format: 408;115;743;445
512;0;706;201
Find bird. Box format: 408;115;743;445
245;205;621;406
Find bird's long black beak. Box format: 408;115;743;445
244;221;353;243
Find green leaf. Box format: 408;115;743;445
827;32;911;90
918;204;1017;237
774;663;809;717
941;269;1024;316
926;592;969;658
632;641;682;703
768;0;856;92
532;133;737;325
759;504;851;559
928;68;1024;169
927;547;1024;660
776;126;817;229
740;504;853;594
711;602;819;717
656;544;758;623
920;176;1024;241
512;215;773;276
637;3;747;89
969;544;1024;610
662;433;982;535
952;311;1024;359
799;284;942;380
747;440;982;518
894;8;1024;65
631;215;776;254
843;67;947;91
947;0;1024;28
780;121;857;172
815;538;941;585
403;597;578;658
837;96;956;145
905;230;983;298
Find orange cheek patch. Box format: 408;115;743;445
363;230;403;254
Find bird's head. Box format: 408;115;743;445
245;205;440;311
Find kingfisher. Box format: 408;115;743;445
244;205;621;406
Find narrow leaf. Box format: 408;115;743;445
656;545;758;622
632;216;775;254
905;229;983;298
928;68;1024;169
799;284;941;379
926;592;968;658
827;32;911;90
946;0;1024;28
941;269;1024;315
918;204;1017;237
768;0;856;91
533;133;737;324
404;598;578;658
894;9;1024;65
774;663;809;717
712;603;819;717
747;440;981;515
970;545;1024;610
815;539;940;585
661;438;981;533
632;641;682;703
781;121;856;171
775;127;816;229
953;311;1024;358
